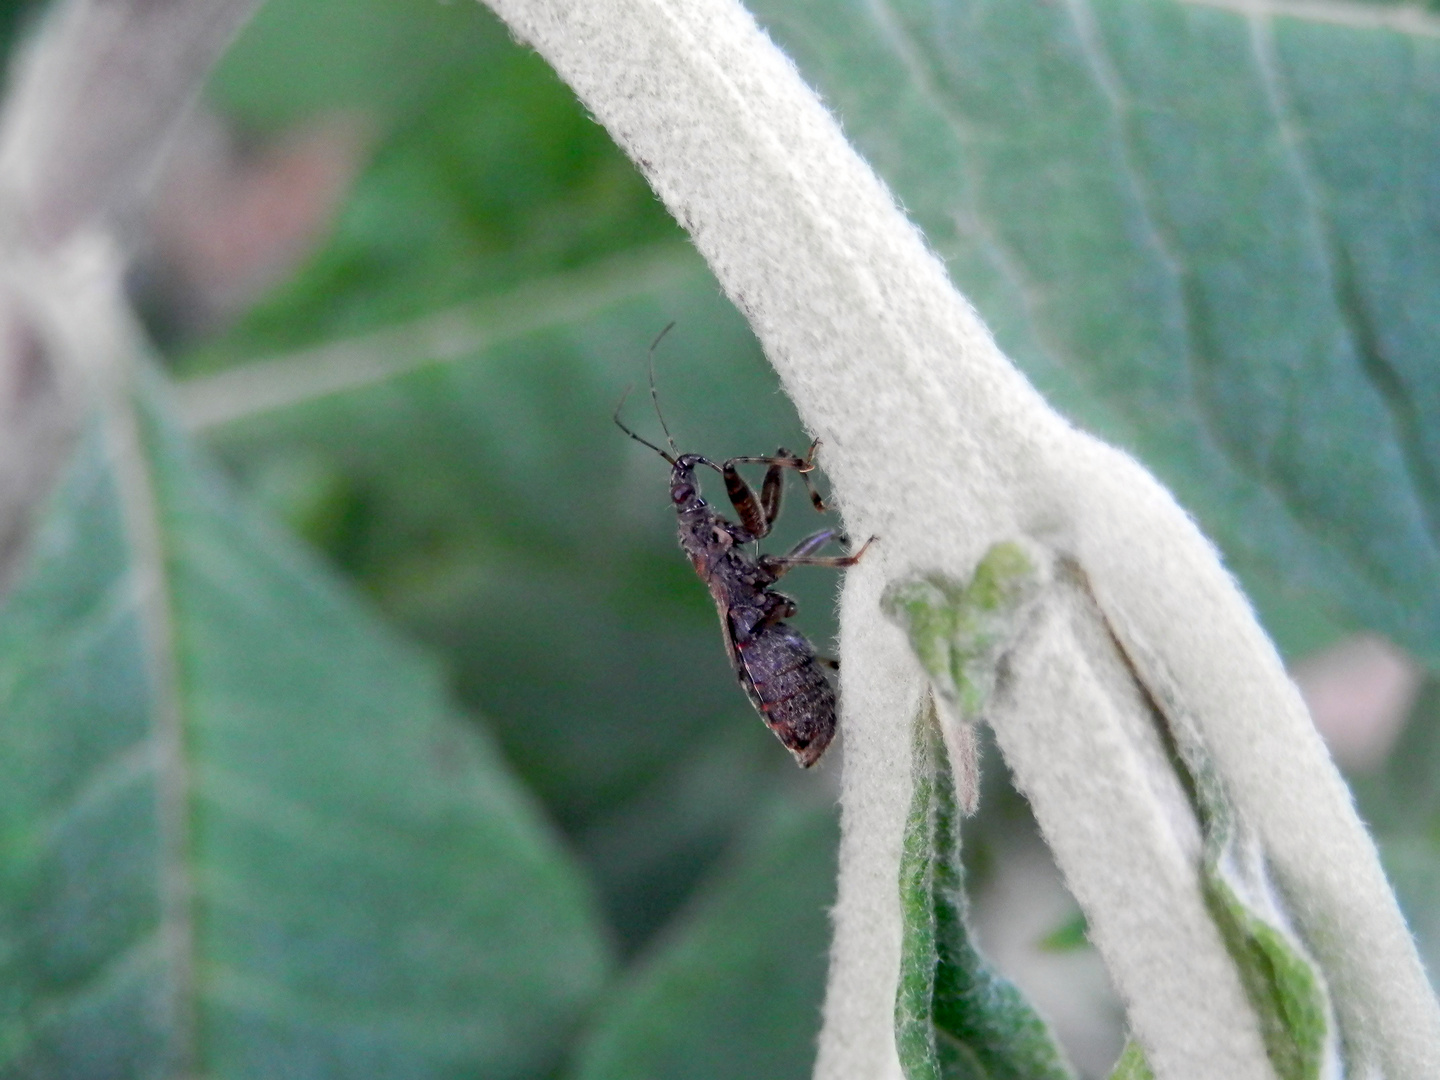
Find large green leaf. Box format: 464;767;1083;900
209;0;510;129
751;0;1440;663
172;0;1440;1071
0;370;610;1076
569;782;838;1080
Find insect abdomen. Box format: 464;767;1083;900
738;625;836;767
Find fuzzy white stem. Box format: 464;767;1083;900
988;573;1272;1080
475;0;1440;1075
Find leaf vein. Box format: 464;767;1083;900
104;388;200;1072
27;740;156;852
1180;0;1440;39
0;929;167;1071
1247;16;1440;555
860;0;1065;350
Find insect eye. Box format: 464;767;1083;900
672;484;695;504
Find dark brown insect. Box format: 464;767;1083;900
615;332;873;767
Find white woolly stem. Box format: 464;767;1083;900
474;0;1440;1075
988;573;1271;1080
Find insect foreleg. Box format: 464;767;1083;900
793;439;828;514
721;459;772;537
722;440;827;538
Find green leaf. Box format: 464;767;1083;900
751;0;1440;663
1200;851;1332;1080
192;0;840;955
0;370;611;1076
895;703;1074;1080
195;0;679;369
569;783;838;1080
1106;1040;1154;1080
880;543;1045;724
209;0;512;129
1169;724;1336;1079
881;544;1048;816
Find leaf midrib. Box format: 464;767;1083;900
103;387;200;1074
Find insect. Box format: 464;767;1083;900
614;330;873;767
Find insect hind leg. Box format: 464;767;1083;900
760;535;876;578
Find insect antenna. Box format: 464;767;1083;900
613;385;676;464
647;321;680;458
613;322;682;465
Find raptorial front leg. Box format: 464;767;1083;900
720;458;770;538
722;439;828;539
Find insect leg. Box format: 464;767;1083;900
727;442;826;498
721;460;772;538
758;450;787;529
760;534;876;578
782;527;845;561
755;439;828;522
794;439;828;514
722;440;827;537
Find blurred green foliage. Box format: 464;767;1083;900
3;0;1440;1075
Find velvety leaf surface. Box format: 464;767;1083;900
0;374;611;1077
883;552;1337;1076
569;784;838;1080
751;0;1440;663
